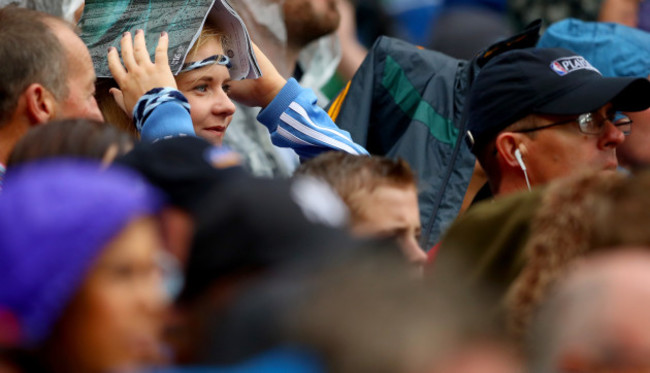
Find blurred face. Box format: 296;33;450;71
283;0;341;47
598;0;640;27
350;184;427;269
617;109;650;168
517;104;625;185
54;25;104;122
50;217;166;373
555;259;650;373
176;38;236;145
431;342;522;373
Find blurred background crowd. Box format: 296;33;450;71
1;0;650;372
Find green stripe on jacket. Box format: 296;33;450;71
381;55;459;145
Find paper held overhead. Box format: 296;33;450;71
79;0;261;81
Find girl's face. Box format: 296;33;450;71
50;217;166;373
176;38;236;145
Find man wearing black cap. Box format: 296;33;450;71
466;47;650;195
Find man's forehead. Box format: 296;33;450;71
42;18;82;53
51;24;96;77
357;184;419;211
43;16;74;37
52;26;82;51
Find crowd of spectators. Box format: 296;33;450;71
1;0;650;372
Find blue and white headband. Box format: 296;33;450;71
180;54;232;73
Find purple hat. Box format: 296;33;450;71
0;159;162;347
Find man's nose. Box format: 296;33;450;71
598;119;626;150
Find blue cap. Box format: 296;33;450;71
0;159;162;346
538;18;650;79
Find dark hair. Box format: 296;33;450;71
295;152;416;221
0;347;49;373
0;6;68;126
95;78;138;137
7;118;134;167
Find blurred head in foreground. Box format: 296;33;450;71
0;160;165;373
529;249;650;373
287;249;521;373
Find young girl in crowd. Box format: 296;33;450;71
106;25;367;159
173;26;235;145
0;161;166;373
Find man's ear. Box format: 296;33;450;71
495;132;524;168
23;83;57;125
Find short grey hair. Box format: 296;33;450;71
0;6;68;126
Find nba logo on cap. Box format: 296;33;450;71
550;56;601;76
550;61;568;76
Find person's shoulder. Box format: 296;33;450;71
456;189;544;231
433;188;545;283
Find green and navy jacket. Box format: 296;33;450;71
327;22;541;249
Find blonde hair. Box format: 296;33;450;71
184;24;228;67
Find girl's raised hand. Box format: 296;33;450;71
227;42;287;108
107;30;177;116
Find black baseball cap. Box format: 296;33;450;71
466;47;650;152
115;136;246;213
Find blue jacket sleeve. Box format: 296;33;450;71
133;88;196;143
256;78;369;158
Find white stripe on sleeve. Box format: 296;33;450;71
279;113;362;155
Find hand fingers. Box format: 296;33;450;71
120;31;137;71
109;88;129;116
107;46;128;83
154;31;170;67
133;28;151;65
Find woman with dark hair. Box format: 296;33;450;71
7;118;134;168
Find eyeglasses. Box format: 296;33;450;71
513;112;633;136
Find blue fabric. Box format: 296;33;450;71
0;160;162;346
0;163;5;190
257;78;369;158
150;347;324;373
133;87;195;142
132;80;368;159
444;0;507;12
380;0;443;45
538;18;650;79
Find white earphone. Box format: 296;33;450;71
515;149;526;171
515;148;531;191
